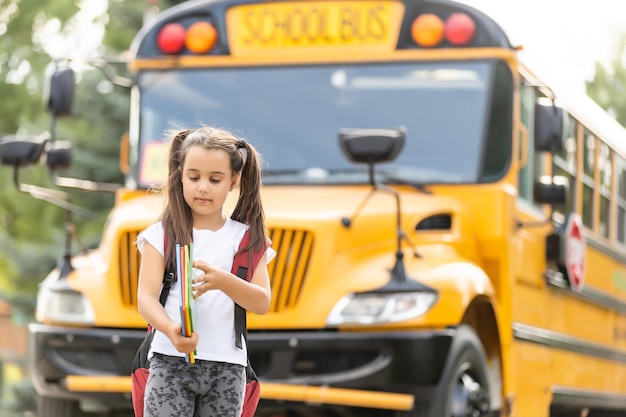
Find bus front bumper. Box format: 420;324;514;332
248;328;454;411
29;324;454;412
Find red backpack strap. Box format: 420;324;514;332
233;229;271;349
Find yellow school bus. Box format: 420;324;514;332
15;0;626;416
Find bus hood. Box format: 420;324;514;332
89;185;489;329
249;185;489;329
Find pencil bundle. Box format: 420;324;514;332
176;242;195;363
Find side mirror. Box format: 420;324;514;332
0;136;48;167
46;68;74;117
533;175;568;205
46;141;73;171
535;101;565;153
338;127;406;164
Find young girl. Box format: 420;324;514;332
136;127;273;417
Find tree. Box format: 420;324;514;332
0;0;173;316
0;0;81;314
585;35;626;125
0;2;187;414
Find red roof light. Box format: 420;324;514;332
444;13;475;46
157;23;186;54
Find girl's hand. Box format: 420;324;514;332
166;322;198;354
192;261;227;299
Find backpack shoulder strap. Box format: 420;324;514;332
160;233;174;305
232;229;270;349
146;233;173;333
232;229;269;282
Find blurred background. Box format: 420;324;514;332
1;0;626;415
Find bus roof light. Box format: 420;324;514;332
185;22;218;54
157;23;186;54
411;13;444;47
444;13;475;46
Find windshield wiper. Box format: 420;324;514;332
376;172;432;194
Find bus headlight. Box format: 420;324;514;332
36;286;95;325
326;291;437;325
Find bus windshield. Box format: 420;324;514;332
137;60;503;188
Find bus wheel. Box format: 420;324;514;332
430;325;491;417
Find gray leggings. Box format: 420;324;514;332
144;353;245;417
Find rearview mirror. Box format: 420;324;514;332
46;141;73;171
338;127;406;164
0;136;48;167
533;175;568;205
46;68;74;117
535;101;565;153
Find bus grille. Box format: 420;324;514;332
267;228;313;312
119;231;141;308
118;228;314;313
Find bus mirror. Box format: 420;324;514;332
46;141;73;171
0;135;48;167
46;68;74;117
338;127;406;164
533;175;568;205
534;101;565;153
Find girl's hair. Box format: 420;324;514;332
160;127;266;271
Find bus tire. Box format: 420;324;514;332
429;324;491;417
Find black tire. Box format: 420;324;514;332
429;325;491;417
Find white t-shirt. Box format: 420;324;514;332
137;217;273;366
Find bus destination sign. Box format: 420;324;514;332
226;1;404;57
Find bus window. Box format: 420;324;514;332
598;142;612;239
480;61;513;182
554;115;578;214
517;83;542;203
617;156;626;244
582;130;596;228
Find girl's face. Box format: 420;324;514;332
181;145;239;227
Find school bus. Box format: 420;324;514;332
5;0;625;416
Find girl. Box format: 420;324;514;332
136;127;273;417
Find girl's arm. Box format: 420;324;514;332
193;254;272;315
137;241;198;353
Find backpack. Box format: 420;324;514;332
131;229;268;417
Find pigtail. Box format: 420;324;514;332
231;140;267;256
161;129;194;271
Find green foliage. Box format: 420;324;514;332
0;0;144;317
0;378;37;417
585;35;626;125
103;1;146;53
104;0;186;53
0;83;40;134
